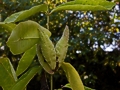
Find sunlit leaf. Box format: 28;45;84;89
7;20;51;55
11;65;42;90
0;57;17;90
51;0;115;13
61;62;84;90
16;45;36;76
4;4;48;23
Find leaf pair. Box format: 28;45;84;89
36;26;69;74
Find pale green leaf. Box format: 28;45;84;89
4;4;48;23
0;57;17;90
51;0;115;13
11;65;42;90
61;62;84;90
16;45;36;76
7;20;51;55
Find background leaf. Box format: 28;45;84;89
0;57;17;90
7;20;51;55
16;45;36;76
61;62;84;90
4;4;48;23
11;65;41;90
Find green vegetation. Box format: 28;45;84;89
0;0;120;90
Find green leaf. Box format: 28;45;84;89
63;83;95;90
51;0;115;13
61;62;84;90
63;83;71;89
55;26;69;68
0;57;17;90
0;22;16;32
16;45;36;76
11;65;42;90
84;86;95;90
38;28;56;70
7;20;51;55
36;44;54;74
4;4;48;23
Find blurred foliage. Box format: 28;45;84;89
0;0;120;90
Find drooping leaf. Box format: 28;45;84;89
4;4;48;23
7;20;51;55
51;0;115;13
0;57;17;90
11;65;42;90
16;45;36;76
0;22;16;32
61;62;84;90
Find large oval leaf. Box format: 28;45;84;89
7;20;51;55
61;62;84;90
16;45;36;76
4;4;47;23
0;58;17;90
51;0;115;13
11;65;42;90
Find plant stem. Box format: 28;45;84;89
50;75;53;90
46;4;53;90
47;14;49;30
